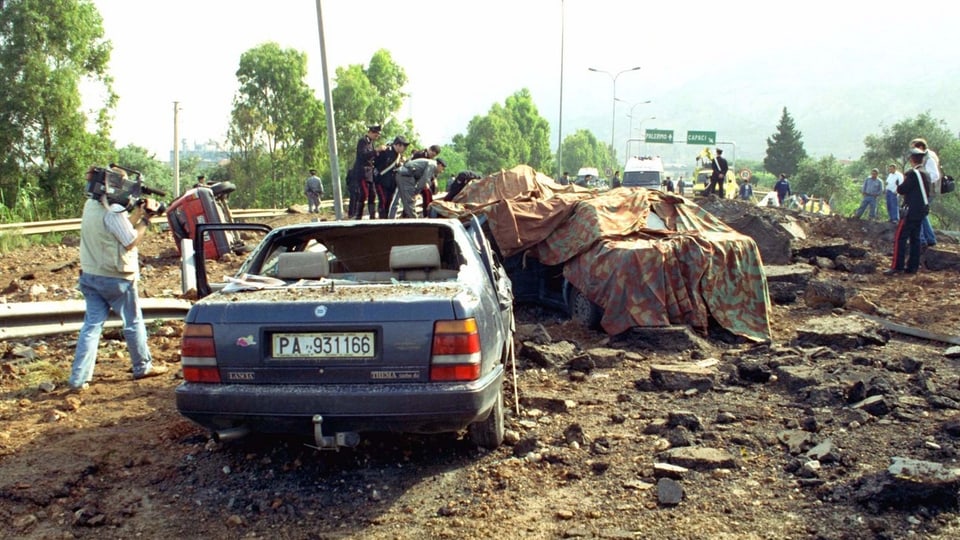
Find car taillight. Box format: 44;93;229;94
430;319;481;382
181;323;220;383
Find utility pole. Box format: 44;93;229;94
557;0;565;177
314;0;343;220
173;101;181;197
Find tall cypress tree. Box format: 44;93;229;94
763;107;807;177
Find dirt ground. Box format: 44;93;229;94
2;200;960;539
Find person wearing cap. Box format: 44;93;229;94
911;138;940;247
373;136;409;218
705;148;728;197
853;168;883;219
395;156;445;218
886;148;931;275
348;125;382;219
304;168;323;214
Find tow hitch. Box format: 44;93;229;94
310;415;360;451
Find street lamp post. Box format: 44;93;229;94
589;66;641;157
636;116;656;137
623;99;652;136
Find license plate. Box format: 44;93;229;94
272;332;375;359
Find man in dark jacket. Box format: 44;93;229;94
443;171;482;202
373;136;409;218
886;148;931;275
773;174;792;205
348;125;382;219
705;148;728;196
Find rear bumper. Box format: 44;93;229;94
175;365;504;436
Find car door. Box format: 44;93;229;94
192;223;272;298
464;216;514;341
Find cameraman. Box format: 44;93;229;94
68;167;168;392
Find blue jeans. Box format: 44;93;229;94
69;272;154;387
854;195;879;219
885;190;899;222
920;216;937;246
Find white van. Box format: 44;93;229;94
622;156;664;190
575;167;600;187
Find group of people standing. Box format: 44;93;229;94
304;124;448;219
886;138;942;275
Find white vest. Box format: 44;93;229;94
79;199;139;280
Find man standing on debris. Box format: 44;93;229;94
854;168;884;219
304;168;323;214
885;163;902;223
373;136;409;219
739;180;754;201
348;125;382;219
886;149;931;275
705;148;728;197
558;171;570;186
911;138;940;248
68;167;168;392
774;174;791;205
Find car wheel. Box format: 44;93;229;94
211;181;237;198
468;386;504;450
568;286;602;329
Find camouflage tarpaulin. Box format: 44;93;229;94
431;165;772;341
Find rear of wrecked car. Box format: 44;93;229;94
175;219;512;449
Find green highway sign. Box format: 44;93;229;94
686;130;716;145
645;129;674;143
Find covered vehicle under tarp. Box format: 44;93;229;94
431;165;772;342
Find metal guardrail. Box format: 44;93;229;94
0;299;193;340
0;208;288;236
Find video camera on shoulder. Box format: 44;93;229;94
85;163;168;216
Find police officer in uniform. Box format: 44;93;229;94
373;136;409;218
348;125;381;219
396;157;445;218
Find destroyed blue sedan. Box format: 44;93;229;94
175;218;514;449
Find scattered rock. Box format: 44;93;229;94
658;447;738;470
649;363;716;392
657;477;684;506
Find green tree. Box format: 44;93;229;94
559;129;611;177
331;50;409;181
0;0;116;218
503;89;553;171
228;42;324;207
452;89;554;175
763;107;807;178
114;144;174;196
861;112;953;174
456;106;521;174
792;155;855;213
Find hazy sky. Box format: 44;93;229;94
89;0;958;162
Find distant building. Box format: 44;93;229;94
169;140;229;167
